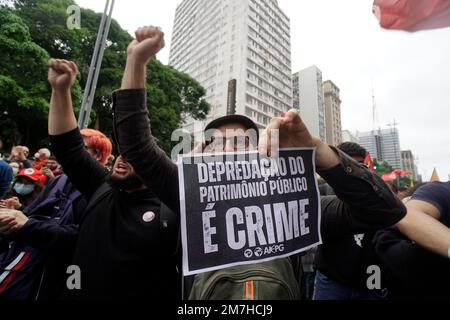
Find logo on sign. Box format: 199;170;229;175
244;249;253;259
254;247;263;257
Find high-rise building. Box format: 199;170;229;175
169;0;292;132
401;150;419;181
292;66;326;141
358;128;402;169
323;80;342;146
342;130;360;144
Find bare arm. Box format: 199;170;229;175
47;59;78;135
397;200;450;258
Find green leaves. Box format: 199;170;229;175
1;0;210;155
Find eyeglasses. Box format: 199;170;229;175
206;135;252;152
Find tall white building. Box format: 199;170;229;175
358;129;402;170
292;66;326;141
323;80;342;146
169;0;292;132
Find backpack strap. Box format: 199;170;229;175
23;175;69;215
60;176;83;203
80;182;113;224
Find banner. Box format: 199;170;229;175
178;149;322;276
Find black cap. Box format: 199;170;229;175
204;115;260;142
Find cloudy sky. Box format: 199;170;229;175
76;0;450;181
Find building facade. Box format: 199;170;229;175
358;128;402;170
169;0;292;132
342;130;360;144
323;80;342;146
401;150;419;181
292;65;326;141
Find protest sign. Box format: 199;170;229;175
178;148;322;276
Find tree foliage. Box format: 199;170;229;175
0;0;210;154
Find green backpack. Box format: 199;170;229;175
188;258;301;300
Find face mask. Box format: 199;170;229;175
14;183;35;196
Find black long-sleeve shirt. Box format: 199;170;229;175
113;89;406;238
49;129;180;300
373;228;450;299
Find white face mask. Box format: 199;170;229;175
14;183;35;196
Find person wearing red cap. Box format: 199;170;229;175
1;168;47;210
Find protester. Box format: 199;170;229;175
1;168;47;209
0;159;13;199
396;182;450;258
373;181;450;299
33;148;51;170
113;26;406;300
313;142;391;300
21;57;181;301
0;129;112;300
42;155;63;177
6;146;32;169
8;161;20;179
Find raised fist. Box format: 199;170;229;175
48;59;78;91
127;26;165;66
259;109;315;156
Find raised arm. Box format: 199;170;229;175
396;182;450;258
259;110;406;240
47;59;108;197
114;27;180;213
48;59;78;135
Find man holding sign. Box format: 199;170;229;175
114;26;406;299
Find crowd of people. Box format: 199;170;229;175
0;26;449;301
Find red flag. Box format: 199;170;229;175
364;152;376;173
382;172;398;182
373;0;450;32
393;169;413;176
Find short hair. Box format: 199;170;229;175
81;129;113;165
38;148;51;158
337;142;367;159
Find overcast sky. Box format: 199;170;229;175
76;0;450;181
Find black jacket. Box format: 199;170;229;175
373;228;450;299
113;89;406;243
1;175;86;301
48;129;180;300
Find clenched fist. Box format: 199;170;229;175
259;109;315;156
259;109;340;170
127;26;165;66
48;59;78;91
